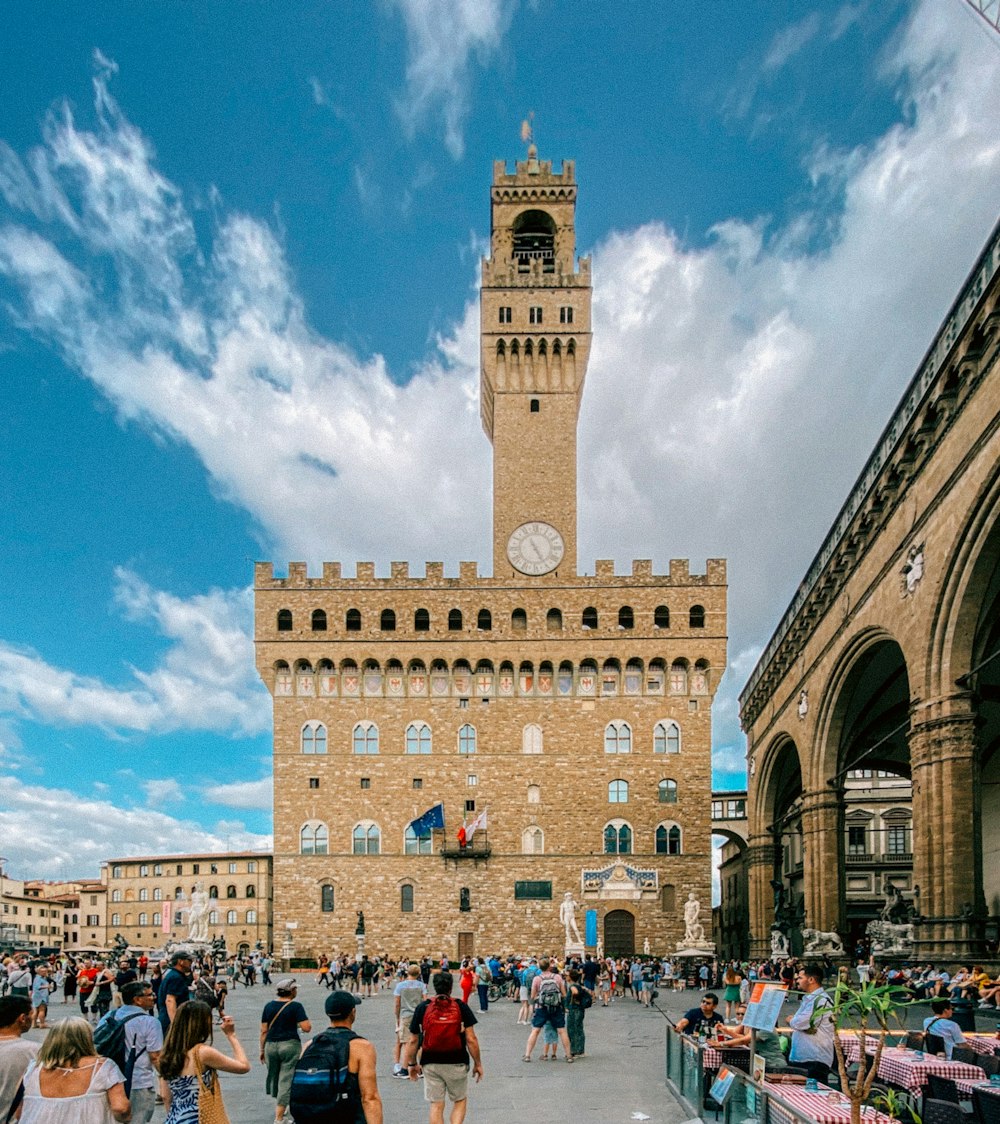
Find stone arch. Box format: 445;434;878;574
753;732;803;838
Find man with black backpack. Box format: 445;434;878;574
289;989;382;1124
405;972;483;1124
94;980;163;1122
523;957;573;1062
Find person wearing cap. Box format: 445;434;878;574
261;977;311;1123
295;990;382;1124
158;952;194;1032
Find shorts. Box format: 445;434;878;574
519;985;529;1001
422;1062;469;1103
531;1005;565;1029
397;1020;416;1045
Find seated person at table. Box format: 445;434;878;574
922;998;967;1059
710;1005;789;1073
676;993;724;1036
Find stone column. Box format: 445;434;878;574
746;834;777;959
800;787;844;937
909;696;980;959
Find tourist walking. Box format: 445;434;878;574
95;980;163;1123
722;965;742;1021
565;968;591;1058
406;972;482;1124
523;958;573;1062
260;977;311;1123
393;965;427;1079
0;996;38;1122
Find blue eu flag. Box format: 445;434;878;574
409;802;445;838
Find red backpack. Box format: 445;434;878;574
420;995;464;1054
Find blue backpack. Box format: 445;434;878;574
289;1028;361;1124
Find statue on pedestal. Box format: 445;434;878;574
560;892;582;945
683;893;705;945
187;882;210;944
356;911;365;936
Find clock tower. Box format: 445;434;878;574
481;146;592;577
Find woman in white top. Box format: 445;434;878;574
15;1017;129;1123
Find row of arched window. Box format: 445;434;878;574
299;819;684;856
110;910;258;926
277;604;706;634
301;719;682;756
110;884;254;903
277;658;710;699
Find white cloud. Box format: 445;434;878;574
143;778;184;805
390;0;514;158
0;1;995;780
764;12;823;70
0;570;268;737
203;777;273;810
0;775;270;880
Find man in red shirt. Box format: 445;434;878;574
77;958;99;1022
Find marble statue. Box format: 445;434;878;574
802;928;844;955
770;925;790;959
683;892;705;945
187;882;210;944
560;892;582;944
643;937;650;956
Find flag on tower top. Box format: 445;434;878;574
409;802;445;839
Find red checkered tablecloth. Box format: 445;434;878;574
965;1035;1000;1056
853;1047;983;1096
762;1082;894;1124
956;1078;1000;1098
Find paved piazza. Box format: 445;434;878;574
20;972;699;1123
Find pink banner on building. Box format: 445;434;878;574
161;900;172;934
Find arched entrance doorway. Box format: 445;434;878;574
603;909;635;957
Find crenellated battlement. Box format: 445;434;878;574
492;157;576;188
255;558;726;588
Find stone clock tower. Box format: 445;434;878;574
480;146;592;577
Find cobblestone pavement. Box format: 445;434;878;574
23;973;694;1123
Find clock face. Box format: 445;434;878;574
507;522;565;575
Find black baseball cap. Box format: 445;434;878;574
325;990;362;1019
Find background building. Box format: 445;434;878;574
741;219;1000;961
103;852;272;953
258;150;727;961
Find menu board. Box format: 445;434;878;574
743;982;788;1032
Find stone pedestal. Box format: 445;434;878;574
564;941;584;960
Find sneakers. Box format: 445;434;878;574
392;1065;408;1079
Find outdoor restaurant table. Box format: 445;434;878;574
762;1080;894;1124
837;1041;983;1096
956;1077;1000;1098
965;1034;1000;1056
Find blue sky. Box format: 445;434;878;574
0;0;997;879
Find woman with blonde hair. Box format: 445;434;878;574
722;964;743;1022
158;1000;249;1124
16;1016;130;1122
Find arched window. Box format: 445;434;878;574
152;911;161;926
458;724;477;755
604;721;632;754
112;889;122;903
209;886;219;899
527;784;541;803
546;608;562;631
139;888;148;902
246;885;256;898
405;722;432;755
618;606;634;629
138;912;148;926
654;721;681;754
111;913;121;926
523;724;543;754
658;779;678;804
174;886;183;900
353;721;379;755
311;609;327;631
300;822;329;855
226;885;237;899
277;609;293;631
301;721;327;755
226;910;237;925
448;609;463;631
247;909;257;923
582;606;598;630
153;888;162;901
655;823;682;855
345;608;361;632
353;823;381;855
380;609;396;631
522;826;544;854
405;826;433;855
609;779;629;803
603;820;632;854
321;884;335;912
415;608;430;632
477;609;492;631
512;608;527;631
654;605;670;629
401;884;414;912
689;604;705;628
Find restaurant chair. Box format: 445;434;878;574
908;1032;928;1050
924;1098;969;1124
925;1074;960;1106
978;1055;1000;1078
954;1046;978;1065
926;1034;947;1057
719;1049;751;1074
972;1086;1000;1124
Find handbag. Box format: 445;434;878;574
193;1045;230;1124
